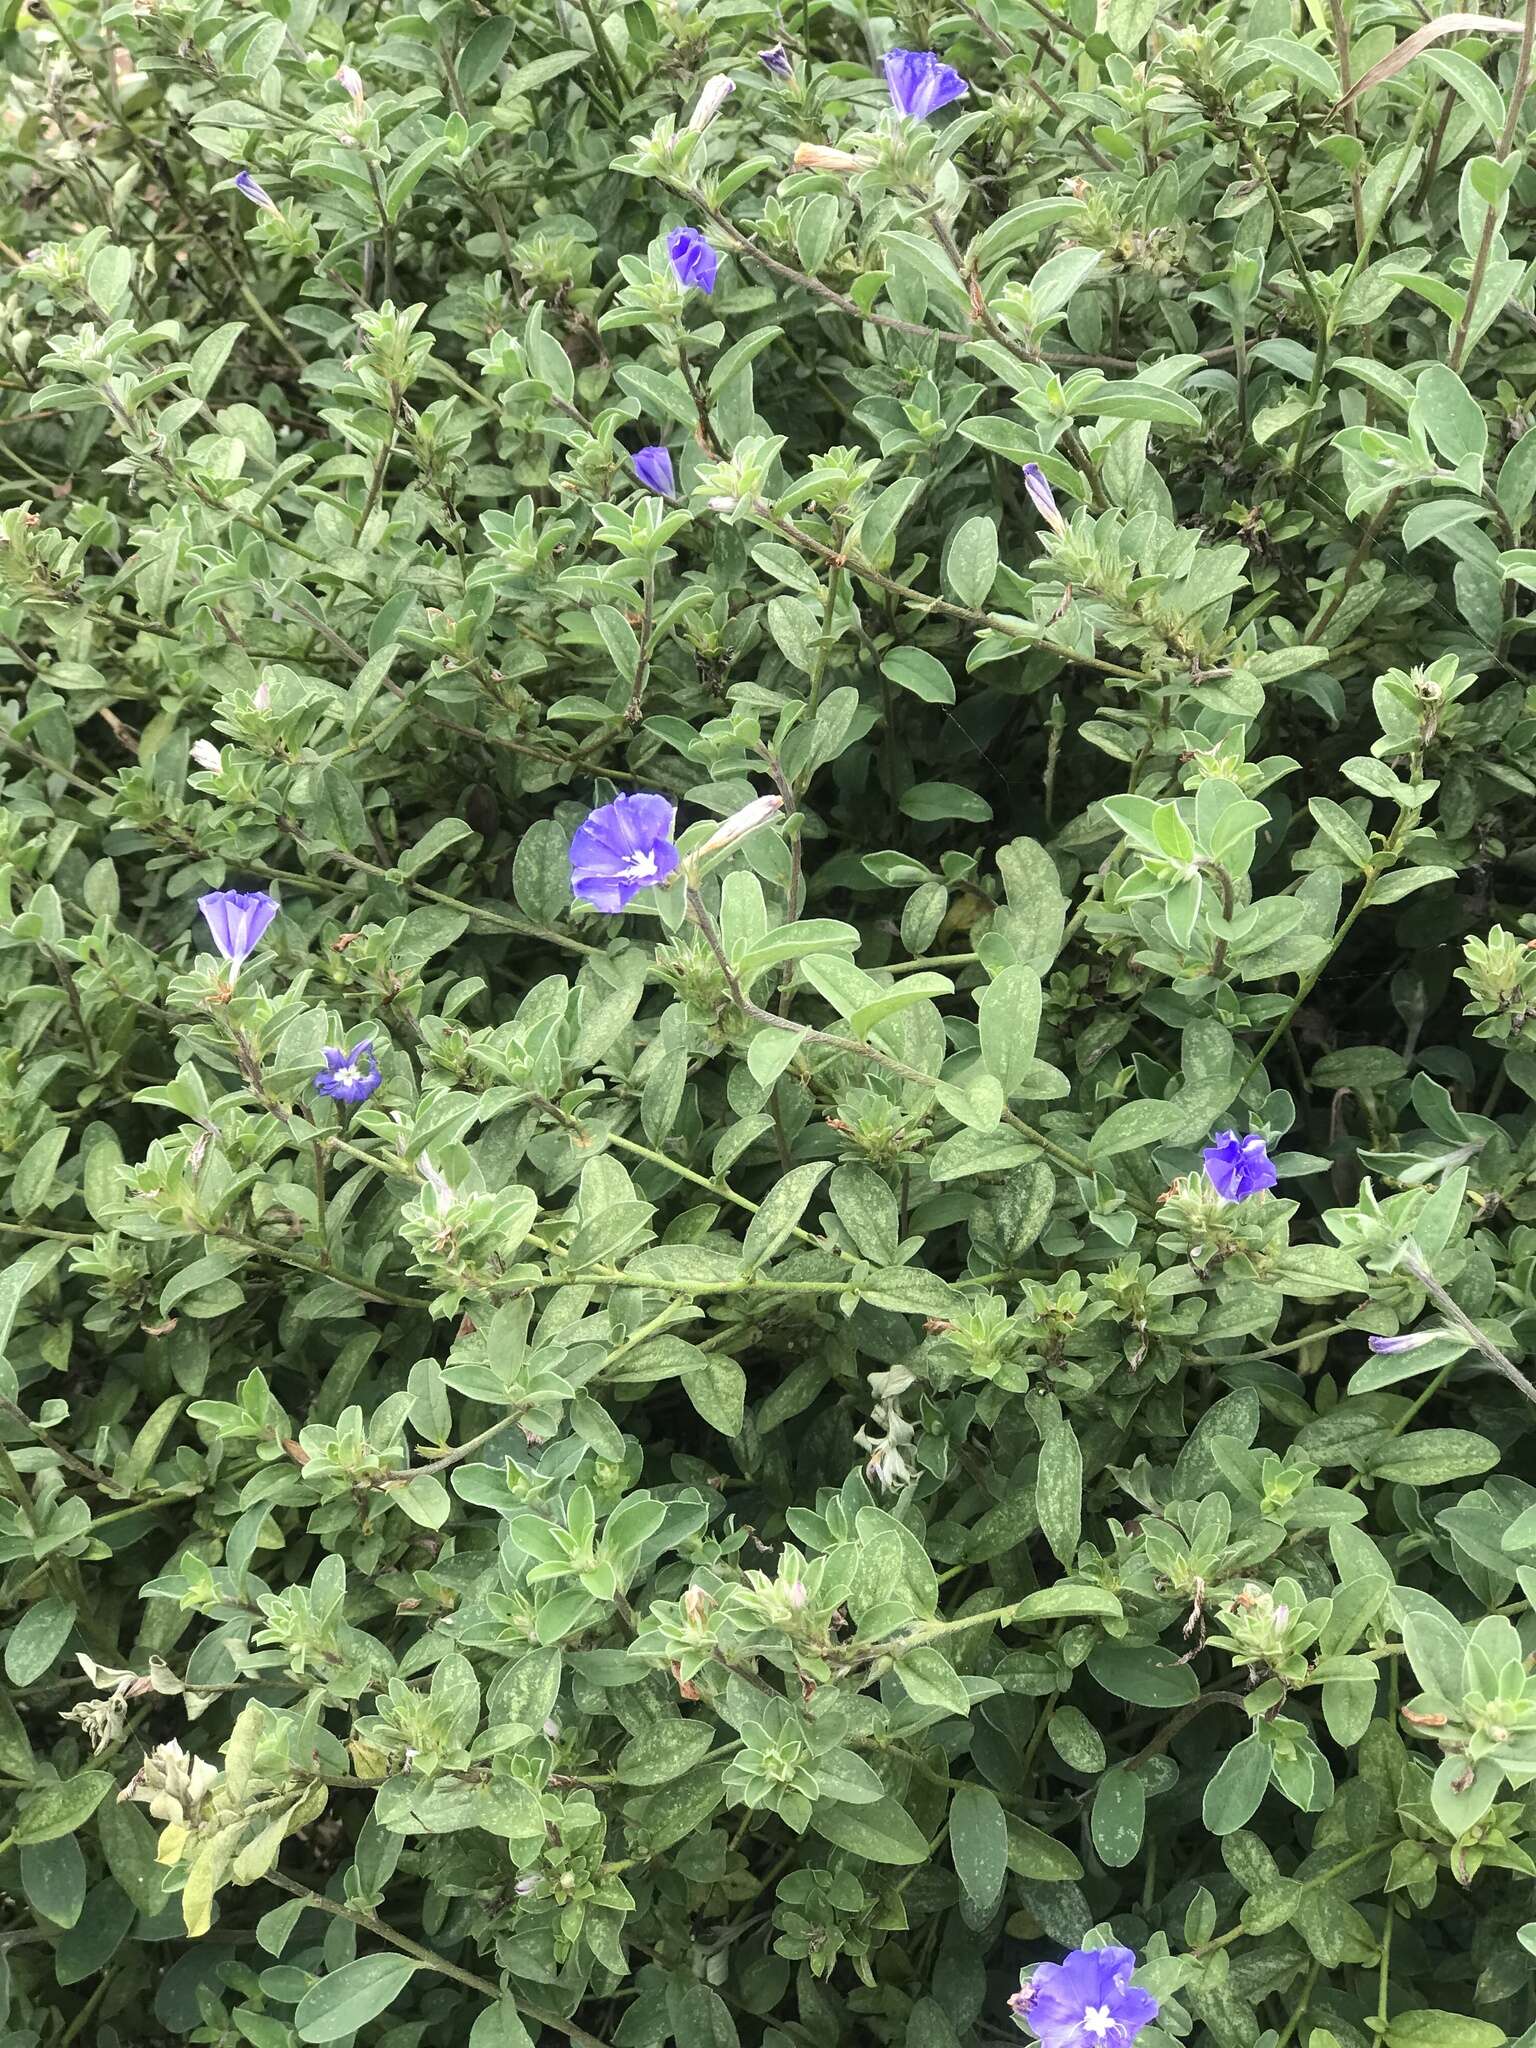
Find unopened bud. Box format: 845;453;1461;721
190;739;222;773
234;170;279;214
698;793;783;857
793;142;875;175
1022;462;1066;535
335;63;364;103
688;75;736;130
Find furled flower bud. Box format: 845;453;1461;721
1368;1329;1443;1354
233;170;278;214
1023;461;1067;535
758;45;793;79
335;62;364;103
792;142;875;174
697;793;784;857
687;74;735;131
190;739;222;773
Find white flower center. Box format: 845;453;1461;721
620;848;659;882
335;1064;361;1087
1082;2008;1118;2043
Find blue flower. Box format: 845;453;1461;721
569;794;680;912
633;445;675;495
1009;1946;1158;2048
313;1040;382;1105
233;170;277;213
1023;462;1066;534
666;226;719;295
759;44;793;77
1202;1130;1278;1202
883;48;968;119
198;890;278;971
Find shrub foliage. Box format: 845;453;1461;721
1;0;1536;2043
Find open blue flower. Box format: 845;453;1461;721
314;1040;382;1105
199;890;278;971
1202;1130;1278;1202
1009;1946;1158;2048
633;445;675;495
569;794;680;912
666;226;719;295
883;49;968;119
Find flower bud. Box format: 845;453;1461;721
1022;461;1066;535
688;75;736;131
233;170;279;214
335;63;364;103
697;793;783;857
792;142;875;175
190;739;222;773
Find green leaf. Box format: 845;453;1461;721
881;647;955;704
949;1783;1008;1913
1090;1768;1146;1867
1384;2016;1508;2048
1412;362;1488;466
616;1719;717;1786
1202;1737;1272;1835
1014;1583;1121;1624
4;1596;75;1687
1089;1097;1185;1161
943;515;999;608
13;1771;113;1847
1368;1430;1499;1485
899;782;993;824
1251;34;1340;98
809;1794;930;1864
1035;1419;1082;1568
741;1162;830;1266
295;1957;420;2042
978;965;1043;1093
1104;0;1158;51
1004;1813;1083;1881
684;1355;747;1437
469;1999;536;2048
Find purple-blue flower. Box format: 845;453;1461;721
1008;1947;1158;2048
759;44;793;77
1023;462;1066;534
883;49;968;120
233;170;277;213
313;1040;381;1105
198;890;278;971
633;445;675;495
666;226;719;295
1368;1329;1441;1354
1202;1130;1278;1202
569;794;680;913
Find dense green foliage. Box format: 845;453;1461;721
3;0;1536;2043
